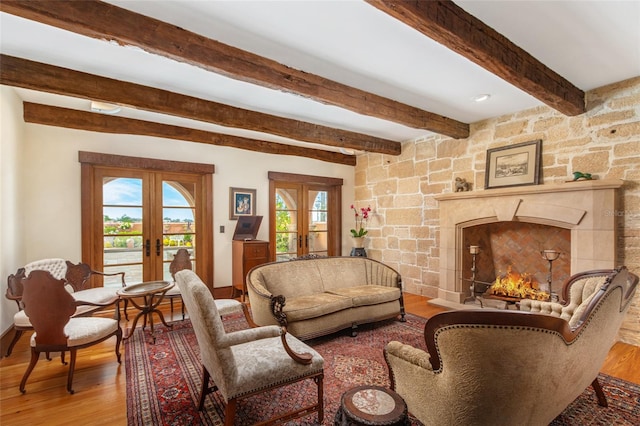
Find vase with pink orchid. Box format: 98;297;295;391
349;204;371;238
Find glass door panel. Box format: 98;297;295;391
275;188;299;261
102;177;144;286
308;190;328;256
161;179;197;281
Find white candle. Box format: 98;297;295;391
470;245;480;255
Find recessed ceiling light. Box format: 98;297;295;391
471;94;491;103
90;101;122;114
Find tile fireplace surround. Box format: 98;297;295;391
431;179;624;306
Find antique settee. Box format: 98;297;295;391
384;266;638;425
246;256;405;339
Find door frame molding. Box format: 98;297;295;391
79;151;214;288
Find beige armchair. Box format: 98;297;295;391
19;270;122;394
175;269;324;425
166;248;256;325
384;266;638;425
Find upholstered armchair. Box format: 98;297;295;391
19;270;122;394
5;259;126;357
384;267;638;425
175;269;324;425
167;248;256;325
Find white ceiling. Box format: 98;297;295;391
1;0;639;154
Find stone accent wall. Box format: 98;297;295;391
354;77;640;345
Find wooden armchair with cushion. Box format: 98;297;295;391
175;269;324;425
384;266;638;425
19;270;122;394
166;248;256;326
4;259;126;357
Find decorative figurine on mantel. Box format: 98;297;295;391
455;177;471;192
572;171;593;181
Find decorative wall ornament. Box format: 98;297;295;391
454;177;471;192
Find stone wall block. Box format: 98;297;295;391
533;116;565;132
588;110;636;127
614;141;640;158
429;158;452;171
373;180;398;197
365;165;389;182
397;177;420;194
494;120;528;139
394;193;423;208
571;150;610;174
597;121;640;139
386;208;423;225
437;138;467;158
389;160;416;179
415;139;437;160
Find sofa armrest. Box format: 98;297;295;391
270;294;289;328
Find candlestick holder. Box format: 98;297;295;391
464;246;481;304
541;249;561;301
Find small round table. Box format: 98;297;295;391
118;281;174;344
335;385;409;426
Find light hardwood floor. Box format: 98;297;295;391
1;293;638;425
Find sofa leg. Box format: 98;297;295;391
351;324;358;337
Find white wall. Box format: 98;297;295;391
2;87;355;335
0;87;26;335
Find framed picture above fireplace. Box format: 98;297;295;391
485;139;542;189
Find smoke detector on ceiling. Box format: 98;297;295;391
90;101;122;114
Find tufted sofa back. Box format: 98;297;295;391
519;269;618;328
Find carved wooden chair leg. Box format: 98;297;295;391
224;399;237;426
591;377;608;407
67;349;78;394
181;299;185;320
5;330;24;357
198;367;211;410
315;375;324;423
19;348;41;393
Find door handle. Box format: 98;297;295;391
145;239;150;257
299;235;302;248
156;239;161;256
305;235;309;248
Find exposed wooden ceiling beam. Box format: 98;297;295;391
0;0;470;139
1;54;399;156
367;0;585;116
23;102;356;166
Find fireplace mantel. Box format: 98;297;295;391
432;179;624;305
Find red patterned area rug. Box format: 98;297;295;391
125;313;640;425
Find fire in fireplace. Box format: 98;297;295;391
486;266;550;301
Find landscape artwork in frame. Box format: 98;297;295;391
229;187;256;220
485;140;542;189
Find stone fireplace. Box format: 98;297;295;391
432;179;623;306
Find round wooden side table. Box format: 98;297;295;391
335;385;409;426
117;280;174;344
